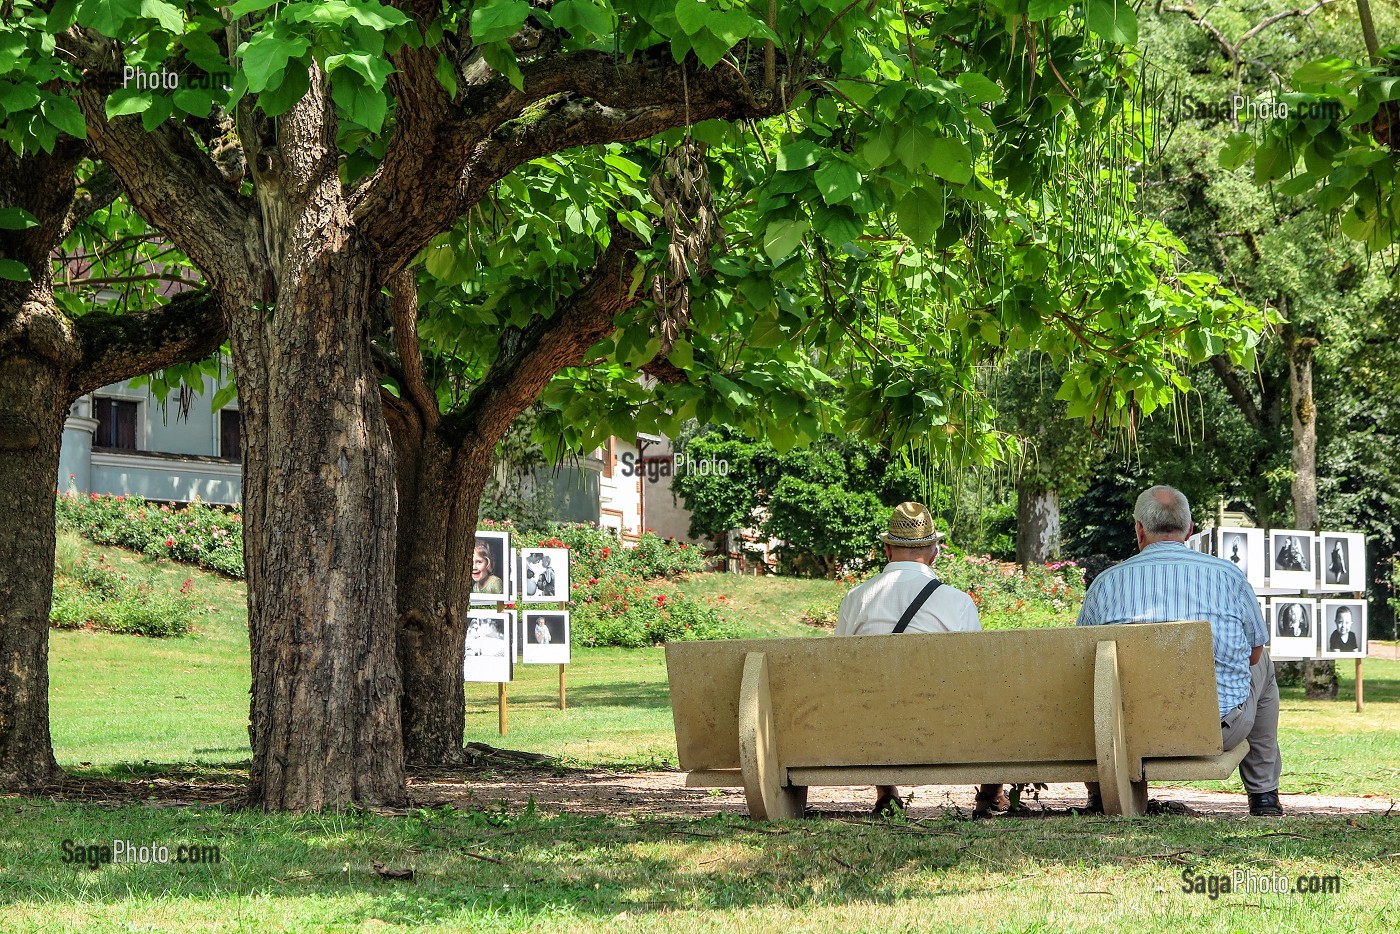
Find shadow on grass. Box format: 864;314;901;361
522;679;672;709
0;800;1393;927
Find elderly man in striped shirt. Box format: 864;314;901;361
1076;485;1283;817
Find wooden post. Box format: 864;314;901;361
1355;659;1364;713
558;664;567;710
498;682;508;736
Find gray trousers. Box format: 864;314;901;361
1220;649;1282;794
1087;648;1283;801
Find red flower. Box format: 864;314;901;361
165;537;175;548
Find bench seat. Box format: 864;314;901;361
666;621;1240;819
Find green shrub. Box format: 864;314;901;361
50;544;195;638
800;551;1086;631
56;493;245;579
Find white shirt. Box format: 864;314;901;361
835;561;981;635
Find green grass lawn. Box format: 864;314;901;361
11;541;1399;932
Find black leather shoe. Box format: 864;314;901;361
1248;791;1284;817
872;793;905;816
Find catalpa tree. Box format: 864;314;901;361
0;0;1262;809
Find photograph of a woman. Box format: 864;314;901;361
469;531;511;604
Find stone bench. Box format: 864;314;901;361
665;620;1248;819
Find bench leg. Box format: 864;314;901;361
738;652;805;820
1094;641;1146;817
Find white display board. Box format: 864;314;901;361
519;610;571;664
1320;600;1367;659
463;610;513;682
520;547;570;603
1318;532;1366;593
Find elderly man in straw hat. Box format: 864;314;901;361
836;502;1009;817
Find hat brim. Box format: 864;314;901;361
880;531;943;546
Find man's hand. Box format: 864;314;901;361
1250;646;1263;666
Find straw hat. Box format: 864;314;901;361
880;502;944;547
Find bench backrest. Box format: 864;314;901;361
666;621;1222;771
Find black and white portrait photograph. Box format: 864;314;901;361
469;531;511;604
1269;598;1318;660
462;611;513;682
1318;532;1365;593
1320;601;1367;659
1267;529;1316;591
520;547;570;603
520;611;570;665
1213;527;1266;588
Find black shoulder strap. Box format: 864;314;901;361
892;578;943;634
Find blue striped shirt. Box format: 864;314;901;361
1076;541;1268;716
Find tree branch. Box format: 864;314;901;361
72;288;226;395
1208;353;1264;429
359;46;798;273
387;268;440;431
439;223;647;447
63;29;253;283
58;164;123;240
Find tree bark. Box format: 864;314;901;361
1016;481;1061;567
0;367;66;790
391;427;492;767
1283;323;1338;700
235;239;407;810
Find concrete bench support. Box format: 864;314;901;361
739;652;806;820
1094;640;1148;817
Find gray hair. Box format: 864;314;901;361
1134;485;1192;535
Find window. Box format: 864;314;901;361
220;409;241;462
93;398;139;450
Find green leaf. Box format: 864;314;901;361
763;218;809;263
896;186;945;245
331;73;388;133
1217;133;1255;170
173;86;217;117
139;0;186;32
956;73;1004;105
1084;0;1138;46
0;207;39;230
0;259;31;282
435;53;458;98
140;92;174;132
228;0;281;15
775;140;821;172
811;205;862;245
1292;58;1354;87
552;0;615;38
47;0;82;31
926;137;973;185
471;0;530;44
814;159;861;205
240;33;312;94
1253;144;1295;184
77;0;143;36
42;96;86;139
104;88;154;119
673;0;711;37
1027;0;1072;17
480;41;524;90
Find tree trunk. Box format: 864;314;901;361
236;238;406;810
1016;481;1060;567
0;364;66;790
392;422;493;767
1283;325;1338;700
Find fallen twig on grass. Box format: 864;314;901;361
464;852;504;865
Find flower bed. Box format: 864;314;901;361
56;492;245;578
